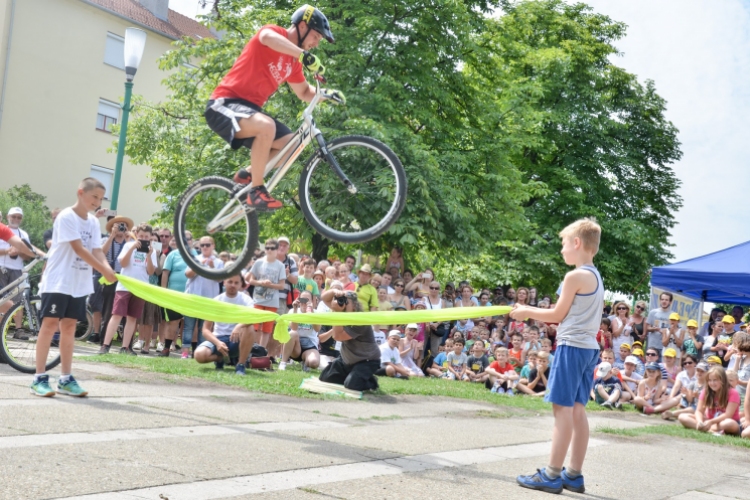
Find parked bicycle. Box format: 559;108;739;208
174;73;407;281
0;251;93;373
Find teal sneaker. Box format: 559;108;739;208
29;375;55;397
57;376;88;397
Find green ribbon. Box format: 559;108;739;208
115;274;511;344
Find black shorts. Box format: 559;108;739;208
205;98;292;150
161;307;183;322
292;337;318;362
40;293;87;321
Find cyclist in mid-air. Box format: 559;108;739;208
205;5;344;212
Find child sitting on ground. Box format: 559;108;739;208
519;350;538;382
377;330;412;379
465;341;490;383
446;338;468;380
541;338;555;366
487;346;518;395
517;351;551;397
679;366;741;435
508;332;525;374
399;324;424;377
593;361;623;410
426;341;452;378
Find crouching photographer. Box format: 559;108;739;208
318;289;381;391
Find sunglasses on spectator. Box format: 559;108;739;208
199;243;212;248
159;234;171;238
394;283;404;287
265;246;277;251
636;305;644;310
617;307;627;311
683;361;694;366
646;352;658;356
430;286;440;290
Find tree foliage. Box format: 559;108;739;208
125;0;681;296
0;184;52;248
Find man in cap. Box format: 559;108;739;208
355;264;379;311
0;207;43;333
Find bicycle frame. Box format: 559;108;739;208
0;257;41;310
206;76;350;234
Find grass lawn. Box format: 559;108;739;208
85;354;562;412
596;423;750;450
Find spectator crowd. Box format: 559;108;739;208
5;208;750;440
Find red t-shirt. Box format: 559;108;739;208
211;25;306;107
0;223;13;242
489;360;514;375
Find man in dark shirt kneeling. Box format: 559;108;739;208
319;289;381;391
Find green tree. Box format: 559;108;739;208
474;1;682;294
0;185;52;249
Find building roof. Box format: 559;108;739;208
82;0;214;40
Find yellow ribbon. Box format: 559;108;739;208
115;274;511;344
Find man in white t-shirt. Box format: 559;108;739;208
0;207;42;332
195;274;256;375
99;224;158;355
31;178;116;398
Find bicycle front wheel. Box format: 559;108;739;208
174;176;259;280
74;307;93;341
299;135;407;243
0;296;61;374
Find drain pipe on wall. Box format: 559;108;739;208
0;0;17;131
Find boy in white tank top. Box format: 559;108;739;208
510;218;603;495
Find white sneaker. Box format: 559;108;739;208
133;340;143;350
150;339;157;349
157;342;164;352
278;362;287;371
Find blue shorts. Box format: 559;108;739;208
198;335;240;359
545;345;600;407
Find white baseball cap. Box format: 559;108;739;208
624;355;639;365
7;207;23;216
406;323;419;330
595;361;612;378
388;329;402;338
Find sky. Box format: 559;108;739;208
169;0;750;264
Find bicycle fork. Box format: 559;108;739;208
315;134;357;195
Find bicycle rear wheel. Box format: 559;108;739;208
299;135;407;243
174;176;259;280
0;296;61;373
74;307;93;341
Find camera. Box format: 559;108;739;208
335;295;348;307
117;223;127;232
299;297;309;304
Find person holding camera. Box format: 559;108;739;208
404;268;435;301
318;288;381;391
88;216;133;345
99;223;158;355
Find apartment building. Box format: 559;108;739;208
0;0;211;225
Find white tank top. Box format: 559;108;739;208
556;264;603;350
425;296;443;310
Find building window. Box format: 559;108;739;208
96;99;120;133
104;32;125;69
90;165;114;200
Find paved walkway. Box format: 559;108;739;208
0;361;748;500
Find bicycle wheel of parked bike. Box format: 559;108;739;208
299;135;407;243
0;296;61;373
174;176;259;281
74;307;93;341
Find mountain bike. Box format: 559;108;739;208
174;73;407;281
0;245;93;372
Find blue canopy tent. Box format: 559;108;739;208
651;240;750;306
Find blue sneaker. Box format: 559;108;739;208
215;359;225;370
235;363;246;376
561;468;585;493
29;375;55;397
57;376;88;397
517;468;563;494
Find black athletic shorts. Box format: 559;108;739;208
40;293;87;321
204;98;292;150
161;307;184;322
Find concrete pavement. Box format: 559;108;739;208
0;360;747;500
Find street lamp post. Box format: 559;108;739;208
110;27;146;211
